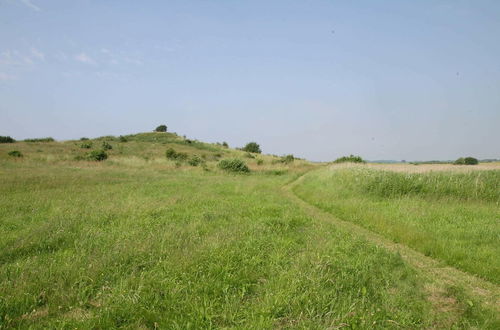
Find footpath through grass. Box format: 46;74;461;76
0;159;497;328
293;166;500;285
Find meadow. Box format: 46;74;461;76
294;164;500;284
0;134;499;328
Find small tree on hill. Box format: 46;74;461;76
242;142;261;154
155;125;167;132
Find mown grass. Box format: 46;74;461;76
294;166;500;285
1;141;498;328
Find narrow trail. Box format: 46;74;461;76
282;171;500;314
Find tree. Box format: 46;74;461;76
242;142;261;154
0;136;15;143
464;157;478;165
155;125;167;132
454;157;478;165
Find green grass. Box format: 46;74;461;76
294;167;500;284
0;141;498;328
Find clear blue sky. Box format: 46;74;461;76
1;0;499;161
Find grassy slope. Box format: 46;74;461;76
293;166;500;285
0;138;498;328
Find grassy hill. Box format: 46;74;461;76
0;133;499;328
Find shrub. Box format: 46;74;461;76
8;150;22;157
165;148;187;161
242;142;261;153
256;159;264;165
155;125;167;132
218;158;250;173
334;155;365;163
176;152;188;161
266;169;287;175
80;141;93;149
222;142;229;148
280;154;295;164
86;150;108;161
166;148;177;159
245;152;255;159
455;157;478;165
24;137;54;142
102;141;113;150
119;135;128;142
0;136;15;143
80;137;89;141
188;155;203;166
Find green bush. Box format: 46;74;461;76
280;154;295;164
165;148;188;161
188;155;203;166
166;148;177;159
102;141;113;150
0;136;15;143
8;150;22;157
218;158;250;173
245;152;255;159
24;137;54;142
119;135;128;142
155;125;167;132
222;141;229;148
80;141;93;149
454;157;478;165
86;150;108;161
256;159;264;165
176;152;188;161
334;155;365;163
80;137;89;141
242;142;261;153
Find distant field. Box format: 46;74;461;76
1;137;499;328
354;162;500;173
294;164;500;284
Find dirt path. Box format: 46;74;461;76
282;172;500;316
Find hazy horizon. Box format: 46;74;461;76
1;0;499;162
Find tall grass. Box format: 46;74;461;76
332;167;499;203
294;167;500;284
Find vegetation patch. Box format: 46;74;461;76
80;141;93;149
23;137;55;143
294;167;500;283
165;148;188;161
8;150;23;157
333;154;365;163
77;150;108;161
454;157;479;165
280;154;295;164
0;136;16;143
101;141;113;150
242;142;261;153
187;155;204;166
218;158;250;173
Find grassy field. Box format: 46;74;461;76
294;164;500;284
1;136;499;328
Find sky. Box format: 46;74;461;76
1;0;499;161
